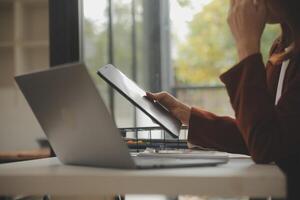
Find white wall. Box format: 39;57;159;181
0;85;44;151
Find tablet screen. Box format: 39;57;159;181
97;64;182;138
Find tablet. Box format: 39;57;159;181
97;64;182;138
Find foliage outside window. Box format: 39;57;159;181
173;0;280;86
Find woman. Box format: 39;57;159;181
147;0;300;199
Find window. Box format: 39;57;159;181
83;0;167;131
83;0;280;127
171;0;280;116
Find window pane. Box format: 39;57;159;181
111;0;157;128
135;0;159;128
83;0;153;128
112;0;135;127
83;0;110;107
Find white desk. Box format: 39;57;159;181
0;157;286;198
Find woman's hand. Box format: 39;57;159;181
145;92;191;125
228;0;268;61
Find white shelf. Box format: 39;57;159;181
21;46;49;73
0;0;50;152
0;1;14;43
0;0;50;80
21;0;49;42
0;47;14;87
22;40;49;48
0;42;14;48
0;0;50;78
0;41;49;48
20;0;48;3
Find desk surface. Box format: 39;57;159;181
0;157;286;198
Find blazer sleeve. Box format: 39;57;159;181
219;53;300;163
187;40;283;157
188;107;249;155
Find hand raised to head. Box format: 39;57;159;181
228;0;268;61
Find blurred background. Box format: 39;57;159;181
83;0;279;128
0;0;280;150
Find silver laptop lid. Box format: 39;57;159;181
15;63;135;169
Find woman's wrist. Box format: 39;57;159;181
184;105;191;125
178;102;191;125
237;41;260;61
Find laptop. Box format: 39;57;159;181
15;63;228;169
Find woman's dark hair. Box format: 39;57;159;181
270;0;300;64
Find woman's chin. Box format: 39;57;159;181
266;18;282;25
266;15;284;25
267;21;279;25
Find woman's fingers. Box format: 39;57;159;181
227;0;266;61
257;0;268;14
145;91;191;125
145;92;177;110
145;92;156;101
229;0;237;12
230;0;237;7
230;0;234;8
145;92;169;102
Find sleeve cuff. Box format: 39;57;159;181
187;107;210;144
220;53;263;85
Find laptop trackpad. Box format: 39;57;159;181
133;157;228;169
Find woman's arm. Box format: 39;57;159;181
220;53;300;164
146;92;249;155
188;107;249;155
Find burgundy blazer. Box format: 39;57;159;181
188;40;300;164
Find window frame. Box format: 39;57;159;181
49;0;81;66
